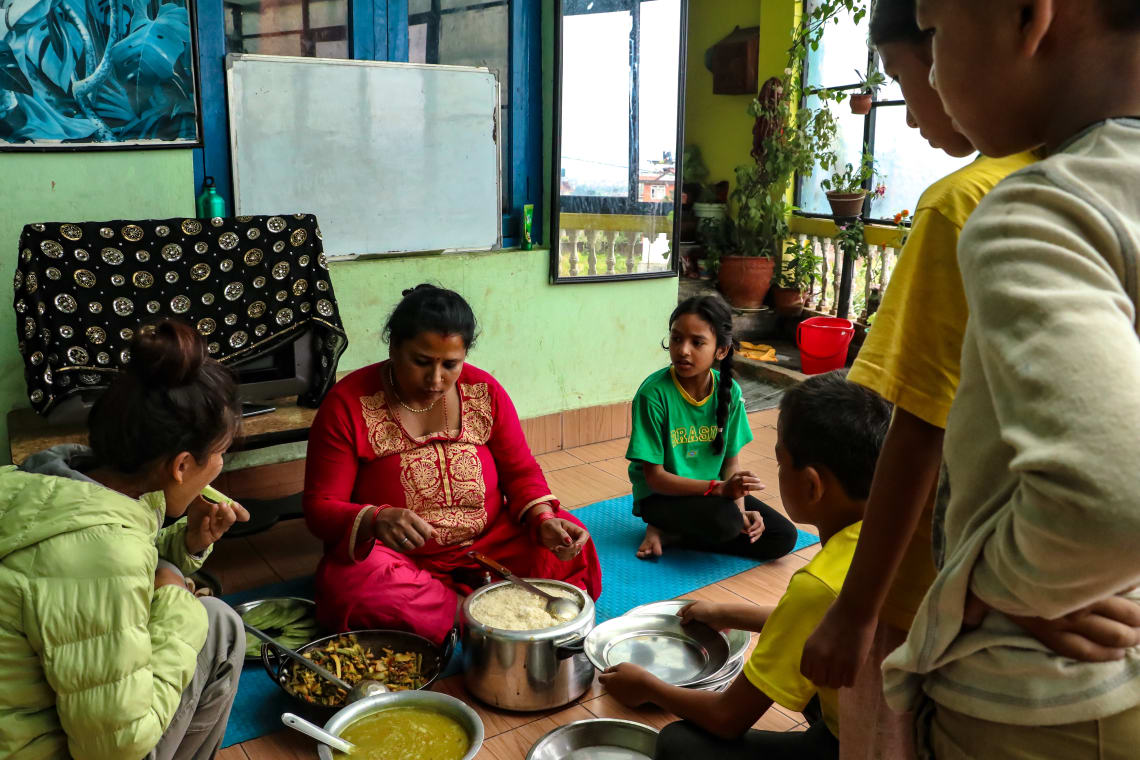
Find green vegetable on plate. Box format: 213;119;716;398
240;599;320;658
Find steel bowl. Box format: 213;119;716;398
316;691;484;760
232;596;319;662
625;599;752;662
526;718;657;760
262;627;458;713
584;613;730;687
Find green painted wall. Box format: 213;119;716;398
684;0;797;193
329;251;676;417
0;150;197;462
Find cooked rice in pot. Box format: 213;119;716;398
469;583;580;630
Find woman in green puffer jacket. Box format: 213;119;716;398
0;320;250;760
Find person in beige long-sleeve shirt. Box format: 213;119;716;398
881;1;1140;757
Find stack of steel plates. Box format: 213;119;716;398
623;600;750;692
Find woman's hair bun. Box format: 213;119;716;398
401;283;436;298
128;319;207;387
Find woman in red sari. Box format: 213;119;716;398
304;284;602;645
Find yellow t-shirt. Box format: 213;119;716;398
743;521;861;738
847;151;1036;631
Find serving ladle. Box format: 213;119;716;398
243;622;388;704
468;551;581;621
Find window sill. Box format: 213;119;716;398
325;246;547;264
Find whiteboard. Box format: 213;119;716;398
227;54;501;257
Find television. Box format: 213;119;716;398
43;331;316;425
231;332;314;404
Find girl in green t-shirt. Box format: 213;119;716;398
626;295;797;561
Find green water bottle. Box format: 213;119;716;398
196;177;226;219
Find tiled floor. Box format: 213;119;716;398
211;407;819;760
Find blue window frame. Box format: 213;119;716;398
193;0;542;247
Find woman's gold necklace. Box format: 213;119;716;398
389;363;450;433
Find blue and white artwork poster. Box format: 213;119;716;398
0;0;201;149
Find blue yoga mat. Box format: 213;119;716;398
576;495;819;623
220;494;819;747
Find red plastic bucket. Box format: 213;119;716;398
796;316;855;375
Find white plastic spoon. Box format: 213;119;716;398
281;712;356;754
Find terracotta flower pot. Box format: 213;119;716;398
771;286;805;317
826;191;867;218
717;256;775;309
850;93;872;114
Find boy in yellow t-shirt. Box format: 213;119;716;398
796;2;1035;758
600;372;892;760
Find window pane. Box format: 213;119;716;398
225;0;349;58
878;71;903;101
637;0;680;206
804;0;868;88
797;95;867;215
870;105;974;221
410;2;510;211
561;9;632;197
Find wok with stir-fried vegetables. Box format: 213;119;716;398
284;635;424;706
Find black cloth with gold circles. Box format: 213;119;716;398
13;215;349;416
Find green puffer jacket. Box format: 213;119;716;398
0;446;213;760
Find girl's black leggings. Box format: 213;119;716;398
639;493;799;561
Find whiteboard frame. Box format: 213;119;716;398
226;53;502;260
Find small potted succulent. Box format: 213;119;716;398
820;150;884;217
849;68;886;115
771;237;823;317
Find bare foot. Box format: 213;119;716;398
637;525;669;560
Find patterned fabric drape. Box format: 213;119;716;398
13;214;349;415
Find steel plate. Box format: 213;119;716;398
584;613;730;687
625;599;751;661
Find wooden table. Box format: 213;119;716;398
7;396;318;466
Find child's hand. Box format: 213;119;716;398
185;495;250;555
800;600;877;689
964;590;1140;662
740;510;766;543
599;663;654;707
715;471;764;501
679;600;729;630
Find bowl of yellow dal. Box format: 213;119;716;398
315;691;484;760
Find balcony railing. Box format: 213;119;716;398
558;213;672;276
787;217;905;323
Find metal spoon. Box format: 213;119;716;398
468;551;581;621
281;712;356;754
243;622;389;703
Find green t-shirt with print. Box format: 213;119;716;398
626;366;753;512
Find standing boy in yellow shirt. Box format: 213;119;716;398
797;2;1035;758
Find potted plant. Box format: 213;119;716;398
719;74;839;309
771;237;823;317
849;67;886;115
820;150;883;217
697;215;737;276
714;0;867;309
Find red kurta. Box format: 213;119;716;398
303;361;602;644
